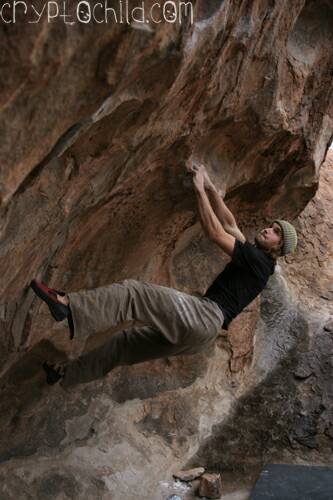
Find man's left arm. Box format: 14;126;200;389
194;186;236;257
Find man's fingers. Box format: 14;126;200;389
186;165;197;173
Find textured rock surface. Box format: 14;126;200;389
0;0;333;499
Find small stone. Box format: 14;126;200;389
173;467;205;482
293;365;313;379
198;473;222;499
293;355;313;379
320;293;332;301
166;496;182;500
324;318;333;332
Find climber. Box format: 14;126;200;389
30;163;297;387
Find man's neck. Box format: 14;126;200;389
254;240;275;261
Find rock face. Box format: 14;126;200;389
0;1;332;499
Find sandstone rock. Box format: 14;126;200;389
324;318;333;333
198;472;222;499
173;466;205;482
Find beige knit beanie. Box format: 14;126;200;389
273;219;298;255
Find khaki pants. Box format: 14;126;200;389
61;279;224;388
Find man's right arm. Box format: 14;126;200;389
186;161;246;243
206;185;246;243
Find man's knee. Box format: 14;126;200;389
122;278;137;286
121;278;144;291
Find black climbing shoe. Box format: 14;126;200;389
42;361;65;385
30;279;69;322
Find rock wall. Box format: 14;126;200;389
0;1;332;498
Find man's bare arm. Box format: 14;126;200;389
206;185;236;227
195;163;247;243
194;187;236;256
206;185;246;243
187;161;234;225
186;161;246;244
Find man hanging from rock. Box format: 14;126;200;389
30;163;297;387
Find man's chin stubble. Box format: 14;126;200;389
254;235;265;249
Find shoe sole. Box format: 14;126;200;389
42;361;64;385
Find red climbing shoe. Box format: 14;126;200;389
30;279;69;322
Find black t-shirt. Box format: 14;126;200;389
203;239;276;330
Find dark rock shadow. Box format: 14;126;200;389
184;314;333;487
0;340;68;462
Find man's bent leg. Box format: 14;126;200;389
61;325;200;388
67;279;224;345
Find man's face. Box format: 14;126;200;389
255;222;283;252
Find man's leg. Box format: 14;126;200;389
60;324;209;388
66;279;224;347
